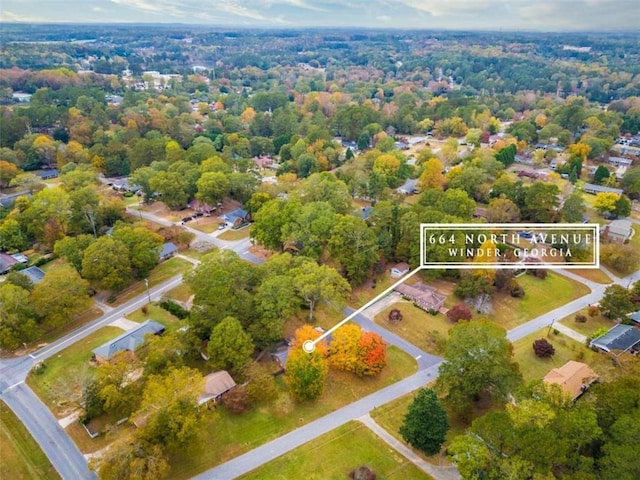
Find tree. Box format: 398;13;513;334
285;348;328;402
532;338;555;358
594;165;611;184
495;144;516;167
0;283;40;350
31;264;91;329
523;182;559;222
53;234;95;272
355;332;387;377
436;320;521;417
206;316;254;376
111;224;164;279
594;192;620;216
245;362;279;405
327;324;361;373
97;436;170;480
196;171;230;206
349;466;376;480
485;198;520;223
418;158;445;191
600;243;640;275
135;367;204;449
599;284;634;320
388;308;403;323
81;236;132;291
292;261;351;322
0;218;28;252
614;194;632;218
149;171;188;210
446;303;473;323
561;193;586;223
328;215;378;285
0;160;20;187
399;388;449;455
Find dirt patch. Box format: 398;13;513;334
249;244;273;261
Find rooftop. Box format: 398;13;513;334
590;324;640;353
543;360;598;400
92;320;165;361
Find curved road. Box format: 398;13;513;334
2;207;638;480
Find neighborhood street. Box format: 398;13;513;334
1;207;638;480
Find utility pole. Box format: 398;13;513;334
144;278;151;305
546;318;555;337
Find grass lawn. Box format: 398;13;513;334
511;328;616;383
239;421;431;480
164;283;193;303
479;272;590;330
189;221;221;234
349;271;399;307
570;268;612;284
127;303;183;329
374;301;452;355
109;257;193;306
0;401;60;480
184;246;218;261
217;225;251;241
27;327;123;417
167;347;417;478
557;307;616;337
629;225;640;250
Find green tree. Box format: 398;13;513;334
436;320;521;417
593;192;620;216
135;367;204;449
622;166;640;198
594;165;611;184
400;388;449;455
599;284;634;320
97;437;169;480
149;171;188;210
523;182;560;222
292;261;351;322
0;283;40;350
31;264;91;329
196;171;230;206
82;236;132;291
328;215;378;285
53;234;95;272
0;218;28;252
600;244;640;275
485;198;521;223
561;192;586;223
112;224;163;279
284;348;328;402
206;316;254;376
614;194;632;218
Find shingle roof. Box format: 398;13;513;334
92;320;165;360
543;360;598;400
160;242;178;259
590;324;640;353
19;266;46;284
198;371;236;404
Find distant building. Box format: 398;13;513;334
583;183;623;195
390;262;410;279
36;169;59;180
18;266;46;285
607;156;632;167
397;178;419;195
603;219;632;243
221;208;250;229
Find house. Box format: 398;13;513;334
36;169;59;180
473;207;487;219
271;343;291;373
607;156;632;167
18;266;46;285
361;206;373;221
198;371;237;405
394;282;447;313
590;324;640;355
0;253;18;274
543;360;599;401
0;191;29;208
397;178;419;195
159;242;178;261
188;199;214;215
221;208;250;229
628;311;640;324
583;183;623;195
390;262;411;279
603;219;632;243
11;253;28;263
91;320;165;363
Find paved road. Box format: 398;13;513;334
0;274;183;480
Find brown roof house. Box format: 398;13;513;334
198;371;237;406
543;360;599;401
394;282;446;313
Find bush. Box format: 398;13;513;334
587;306;600;317
533;338;555;358
349;466;376;480
388;308;403;323
574;313;587;323
220;386;252;414
509;279;525;298
446;303;473;323
159;299;189;319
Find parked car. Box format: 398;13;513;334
217;223;226;230
181;216;193;223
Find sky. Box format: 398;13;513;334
1;0;639;31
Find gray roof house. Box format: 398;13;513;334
628;311;640;324
221;208;250;229
92;320;165;362
159;242;178;261
583;183;623;195
19;266;46;284
590;324;640;354
397;178;419;195
604;219;632;243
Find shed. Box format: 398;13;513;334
543;360;599;401
198;371;237;405
92;320;165;363
390;262;411;279
583;183;623;195
590;324;640;354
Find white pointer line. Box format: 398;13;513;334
312;266;423;347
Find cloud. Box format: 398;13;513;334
0;10;45;22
